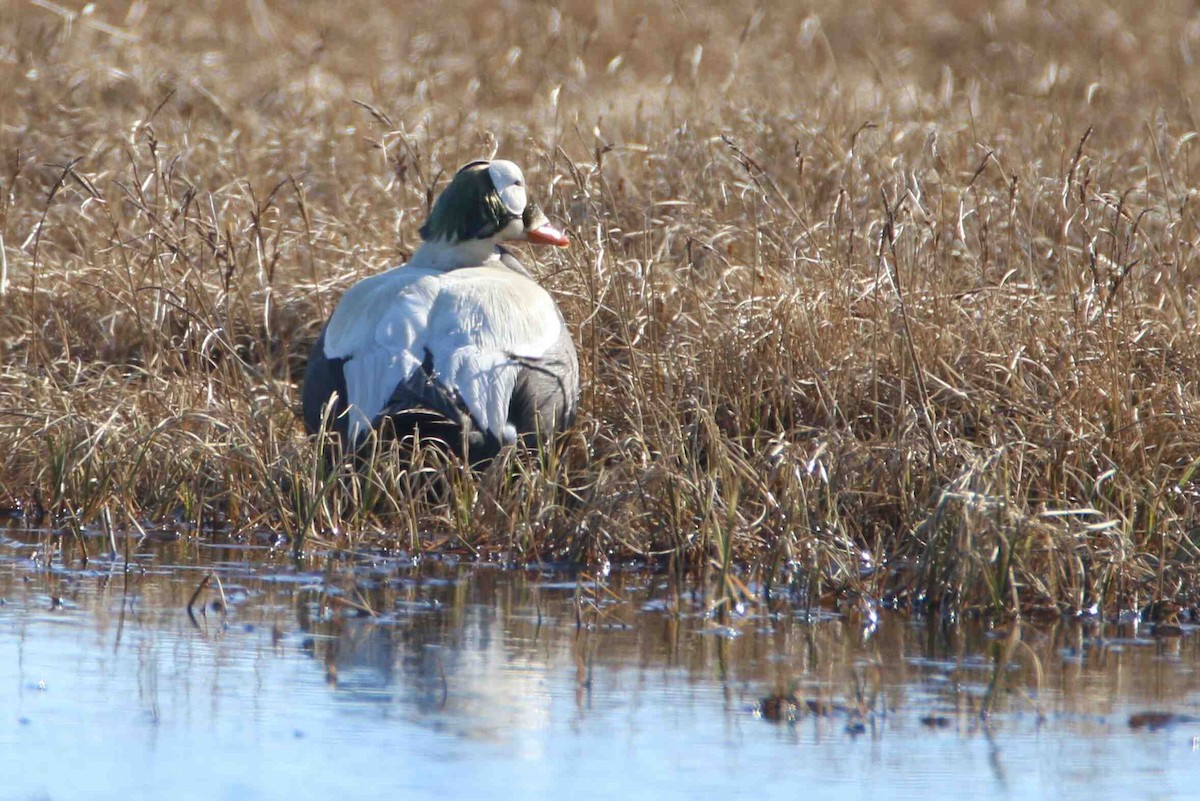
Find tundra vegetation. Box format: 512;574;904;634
2;0;1200;617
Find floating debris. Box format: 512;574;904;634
1128;712;1200;731
757;693;801;723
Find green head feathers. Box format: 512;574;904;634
419;161;519;243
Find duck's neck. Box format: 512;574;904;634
409;237;500;272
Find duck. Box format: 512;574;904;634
301;159;578;464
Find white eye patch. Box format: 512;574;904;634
489;159;527;215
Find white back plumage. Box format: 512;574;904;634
322;257;564;444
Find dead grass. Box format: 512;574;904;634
2;0;1200;616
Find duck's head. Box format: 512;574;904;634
419;160;570;248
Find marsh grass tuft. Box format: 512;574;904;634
2;0;1200;617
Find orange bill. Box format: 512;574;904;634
525;223;570;247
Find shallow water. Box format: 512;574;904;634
2;529;1199;801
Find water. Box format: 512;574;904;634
1;528;1198;801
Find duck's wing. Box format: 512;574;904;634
424;267;568;444
508;322;579;441
301;325;348;437
321;267;438;443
